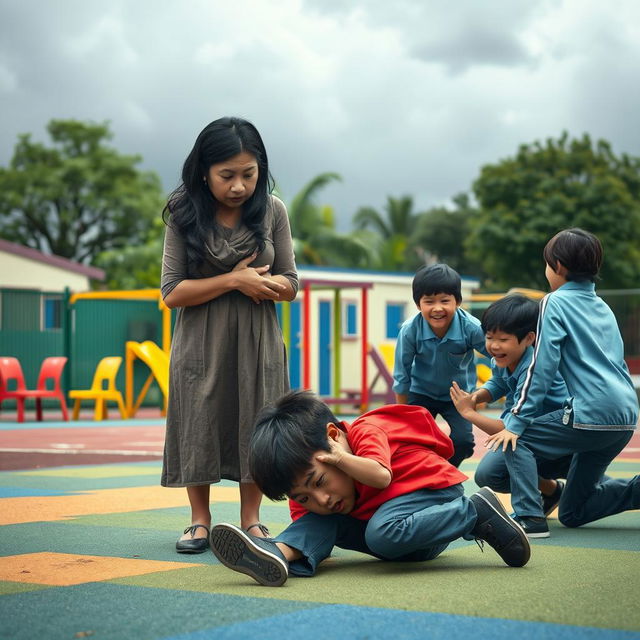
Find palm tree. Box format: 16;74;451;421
352;195;423;271
287;173;372;268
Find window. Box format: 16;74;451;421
42;296;63;330
342;300;358;338
386;303;405;339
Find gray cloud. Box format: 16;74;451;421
1;0;639;234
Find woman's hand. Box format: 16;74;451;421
232;253;286;303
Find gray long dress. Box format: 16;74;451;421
160;195;298;487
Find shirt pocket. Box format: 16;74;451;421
447;350;473;369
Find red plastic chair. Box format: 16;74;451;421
0;356;69;422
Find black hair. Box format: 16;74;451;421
162;117;273;273
412;263;462;305
481;294;539;342
249;390;342;501
543;228;603;283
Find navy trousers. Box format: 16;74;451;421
501;409;638;525
275;484;477;577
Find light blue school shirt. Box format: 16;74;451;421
483;346;567;420
505;281;639;435
393;307;487;402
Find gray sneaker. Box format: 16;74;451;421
470;487;531;567
210;523;289;586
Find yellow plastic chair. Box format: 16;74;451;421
69;356;127;420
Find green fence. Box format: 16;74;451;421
0;288;67;389
0;288;166;412
70;298;165;405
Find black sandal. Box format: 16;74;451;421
176;524;210;554
244;522;271;537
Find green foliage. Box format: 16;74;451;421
288;173;372;267
94;218;164;289
468;133;640;289
352;195;423;271
412;193;484;278
0;119;165;276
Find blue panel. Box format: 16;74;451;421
43;298;62;330
386;303;405;339
289;301;301;389
0;487;75;498
319;300;331;395
0;583;310;640
345;302;357;336
163;604;637;640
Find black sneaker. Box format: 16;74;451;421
541;480;564;517
514;516;550;538
469;487;531;567
210;523;289;586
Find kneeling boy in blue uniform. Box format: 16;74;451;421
485;228;639;537
450;293;571;534
210;391;530;587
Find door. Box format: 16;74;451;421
318;300;332;395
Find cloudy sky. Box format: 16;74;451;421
1;0;639;230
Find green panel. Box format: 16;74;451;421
71;299;164;406
601;290;640;359
0;289;65;409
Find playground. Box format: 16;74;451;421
1;411;639;639
1;284;640;639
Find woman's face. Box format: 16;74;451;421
206;151;259;210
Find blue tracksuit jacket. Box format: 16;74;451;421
504;281;638;435
484;346;567;419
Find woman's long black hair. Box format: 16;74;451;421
163;117;273;272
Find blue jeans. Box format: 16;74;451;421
408;392;474;467
275;484;477;577
475;450;572;493
502;408;638;524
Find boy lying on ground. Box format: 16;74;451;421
210;390;530;586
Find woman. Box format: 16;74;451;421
161;117;298;553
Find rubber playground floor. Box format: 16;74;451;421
1;410;639;640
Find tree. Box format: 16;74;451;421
287;173;372;267
94;217;165;290
467;133;640;290
0;119;165;267
352;195;424;271
412;193;484;278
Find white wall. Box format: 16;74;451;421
0;251;92;291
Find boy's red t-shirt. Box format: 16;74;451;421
289;404;468;522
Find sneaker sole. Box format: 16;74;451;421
210;523;288;587
525;530;551;539
474;488;531;567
